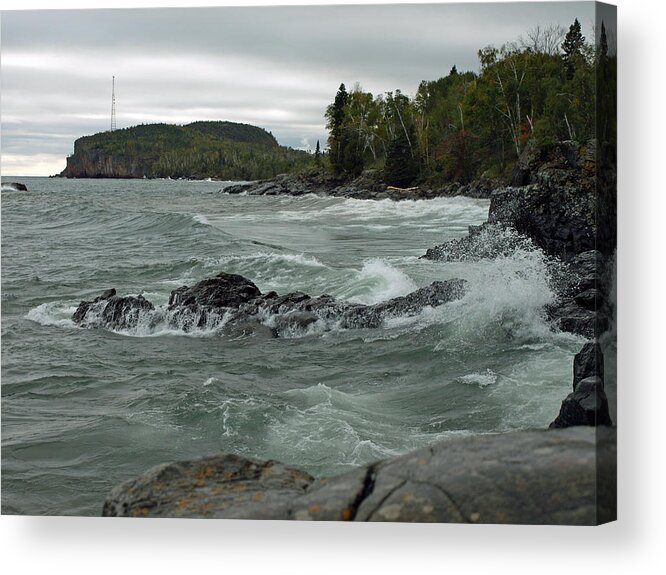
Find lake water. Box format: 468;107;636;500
1;177;582;516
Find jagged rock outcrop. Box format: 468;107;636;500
61;148;148;179
102;426;616;525
72;288;155;331
549;341;611;429
546;250;610;339
168;273;261;309
573;342;604;388
426;140;598;262
550;376;612;428
422;223;536;262
72;272;467;335
1;181;28;191
423;140;613;340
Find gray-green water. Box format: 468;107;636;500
1;177;583;516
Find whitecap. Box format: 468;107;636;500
26;302;78;328
458;369;498;388
192;214;211;226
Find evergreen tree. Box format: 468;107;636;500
562;18;585;79
384;122;419;187
325;83;349;174
314;139;321;166
598;22;608;62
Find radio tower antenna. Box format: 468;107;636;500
110;75;117;131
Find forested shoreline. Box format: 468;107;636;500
59;19;616;188
60;121;313;180
324;19;616;187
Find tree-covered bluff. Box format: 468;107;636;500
325;19;616;188
60;121;312;180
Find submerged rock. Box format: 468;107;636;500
102;426;616;525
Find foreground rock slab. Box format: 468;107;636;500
103;427;616;525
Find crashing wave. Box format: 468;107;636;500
422;224;538;262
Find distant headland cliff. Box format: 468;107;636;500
59;121;312;180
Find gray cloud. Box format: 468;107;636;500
1;2;595;175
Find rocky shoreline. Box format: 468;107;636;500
103;426;616;524
97;139;616;522
223;170;499;201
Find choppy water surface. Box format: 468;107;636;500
1;177;582;516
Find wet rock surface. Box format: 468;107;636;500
103;426;616;525
421;140;616;433
573;342;604;389
2;181;29;191
550;376;612;428
423;140;613;341
550;341;612;429
168;272;261;309
546;250;610;339
72;288;155;331
72;272;467;335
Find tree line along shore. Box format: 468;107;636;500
59;19;615;190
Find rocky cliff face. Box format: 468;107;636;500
61;148;148;179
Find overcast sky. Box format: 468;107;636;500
1;1;596;176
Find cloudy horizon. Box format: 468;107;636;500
1;2;595;176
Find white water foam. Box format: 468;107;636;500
26;303;78;328
266;383;401;468
316;196;488;223
209;251;327;270
458;369;498;388
192;214;211;226
340;258;417;305
383;245;580;347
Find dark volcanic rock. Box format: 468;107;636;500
168;272;261;309
573;342;604;390
488;183;595;260
510;140;583;187
421;224;536;262
547;300;598;339
103;426;616;525
546;250;609;338
72;288;155;330
550;376;612;428
72;272;467;335
223;170;500;202
574;288;598;310
3;181;28;191
487;141;600;261
341;279;467;328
